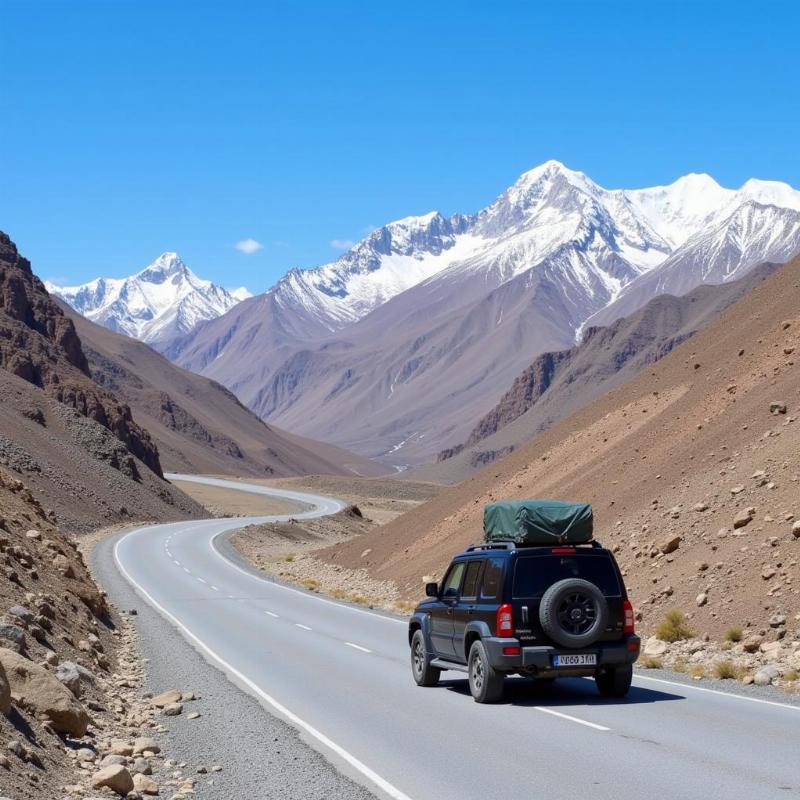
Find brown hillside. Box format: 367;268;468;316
0;233;162;477
320;257;800;639
423;264;778;482
66;305;386;478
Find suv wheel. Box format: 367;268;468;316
468;640;504;703
539;578;608;648
410;630;441;687
595;664;633;698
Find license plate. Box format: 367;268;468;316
553;653;597;667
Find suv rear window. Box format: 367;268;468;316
513;554;621;598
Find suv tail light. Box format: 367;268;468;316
623;599;635;634
551;547;576;554
496;603;515;638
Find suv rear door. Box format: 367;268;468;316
429;561;465;657
512;550;626;644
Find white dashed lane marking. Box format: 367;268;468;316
264;611;279;618
345;642;372;654
534;706;610;731
295;624;312;631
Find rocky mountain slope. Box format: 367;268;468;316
422;263;779;482
165;162;800;467
0;232;202;531
318;255;800;644
64;304;387;478
48;252;249;346
0;467;202;800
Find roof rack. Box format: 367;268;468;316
464;542;517;552
464;540;602;552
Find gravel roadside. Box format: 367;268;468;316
90;529;377;800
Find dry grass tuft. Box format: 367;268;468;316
713;660;738;680
724;626;743;643
639;655;663;669
656;609;694;643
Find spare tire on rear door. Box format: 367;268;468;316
539;578;608;648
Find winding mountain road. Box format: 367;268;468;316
109;474;800;800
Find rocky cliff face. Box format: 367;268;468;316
0;232;163;478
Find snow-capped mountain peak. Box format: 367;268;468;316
48;253;249;345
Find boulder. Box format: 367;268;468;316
150;689;181;708
99;754;128;767
55;662;83;698
696;593;708;607
644;636;668;657
769;401;787;415
133;736;160;755
753;665;780;686
53;554;75;578
0;648;88;736
659;536;681;555
792;521;800;539
132;773;159;795
0;625;26;652
6;606;34;627
742;635;762;653
163;701;183;716
733;508;755;529
91;764;134;796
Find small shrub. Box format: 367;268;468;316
690;664;706;679
329;588;348;600
724;626;743;643
656;609;694;643
713;660;737;680
639;655;663;669
283;553;295;562
784;669;799;682
301;578;319;591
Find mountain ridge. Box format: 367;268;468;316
48;252;250;345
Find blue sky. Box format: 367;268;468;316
2;1;798;291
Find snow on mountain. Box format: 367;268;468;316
164;160;800;467
47;253;249;345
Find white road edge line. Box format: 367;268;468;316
634;674;800;712
113;534;415;800
345;642;372;653
295;623;312;631
534;706;610;731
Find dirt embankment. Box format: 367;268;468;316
317;257;800;645
0;467;196;799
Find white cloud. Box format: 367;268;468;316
330;239;356;250
234;238;264;255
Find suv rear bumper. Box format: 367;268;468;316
483;634;641;673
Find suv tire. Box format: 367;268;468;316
410;630;441;687
468;640;504;703
539;577;608;648
595;664;633;698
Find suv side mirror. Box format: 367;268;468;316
425;582;439;598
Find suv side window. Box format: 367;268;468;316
480;557;504;600
461;560;483;600
441;562;466;599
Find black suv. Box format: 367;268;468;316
408;541;640;703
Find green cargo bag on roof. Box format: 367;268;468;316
483;499;593;545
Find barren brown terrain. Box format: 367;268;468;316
319;257;800;642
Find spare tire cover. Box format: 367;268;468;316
539;578;608;649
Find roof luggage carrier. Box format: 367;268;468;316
465;540;602;552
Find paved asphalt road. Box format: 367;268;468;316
111;473;800;800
